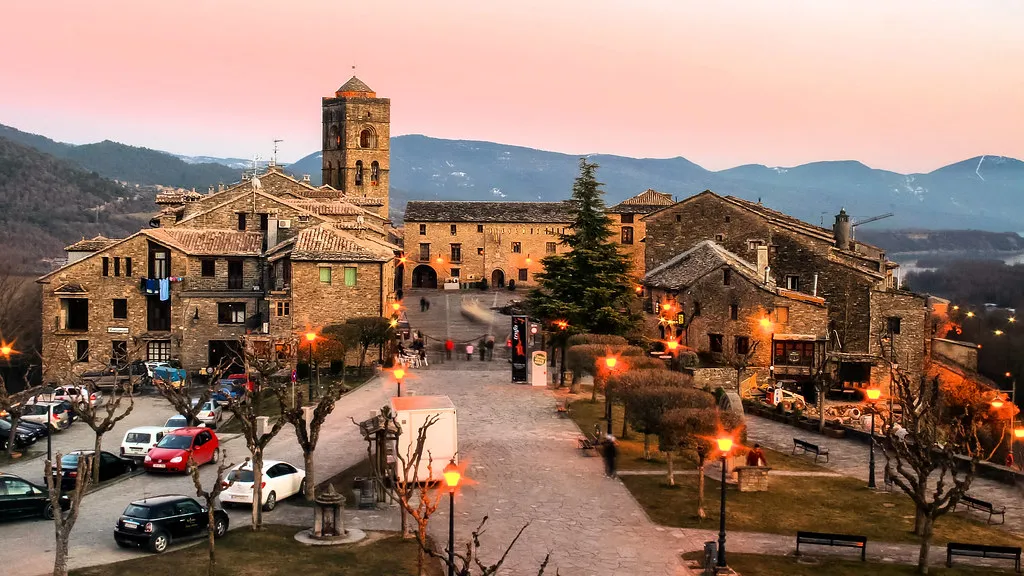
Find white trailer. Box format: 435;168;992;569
390;395;459;483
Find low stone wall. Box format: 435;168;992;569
736;466;771;492
691;367;771;391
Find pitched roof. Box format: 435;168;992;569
289;199;382;218
643;240;825;306
404;201;575;223
337;76;373;94
144;229;263;256
175;188;325;227
64;236;119;252
607;189;675;214
290;224;395;262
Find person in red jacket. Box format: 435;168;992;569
444;339;454;360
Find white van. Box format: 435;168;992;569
120;426;168;461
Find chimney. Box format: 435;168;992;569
833;208;851;249
756;245;769;284
302;174;311;182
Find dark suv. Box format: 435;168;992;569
114;494;228;553
0;472;70;521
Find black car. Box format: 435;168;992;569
114;494;228;553
53;450;136;491
1;417;48;442
0;419;37;450
0;472;70;521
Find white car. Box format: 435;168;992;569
45;386;103;407
190;399;223;429
221;460;306;511
162;415;206;432
120;426;168;461
20;401;71;431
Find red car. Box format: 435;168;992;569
226;374;254;392
144;428;219;473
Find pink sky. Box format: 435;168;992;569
2;0;1022;172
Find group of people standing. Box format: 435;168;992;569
443;336;496;361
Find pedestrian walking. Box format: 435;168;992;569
466;343;475;361
445;339;454;360
485;336;495;360
420;296;428;312
745;443;767;467
601;434;618;478
478;338;486;360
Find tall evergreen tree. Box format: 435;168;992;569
528;159;638;335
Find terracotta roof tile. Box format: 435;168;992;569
608;189;675;214
337;76;373;94
291;225;394;262
64;236;119;252
145;229;263;256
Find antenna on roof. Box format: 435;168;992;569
272;140;283;166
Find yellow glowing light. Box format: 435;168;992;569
952;305;960;311
394;368;405;380
759;318;772;329
1010;317;1017;323
604;356;618;369
305;332;317;342
525;257;532;265
865;388;882;402
389;319;398;328
443;459;461;489
392;302;401;311
662;303;672;311
555;320;568;330
1015;427;1024;439
1006;372;1013;378
635;285;643;293
666;340;679;352
966;311;975;318
399;256;408;264
995;329;1004;336
716;437;733;453
435;256;444;264
0;346;11;357
991;399;1005;410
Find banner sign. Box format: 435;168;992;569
511;315;528;382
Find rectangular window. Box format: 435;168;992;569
344;267;357;286
887;316;901;335
147;340;171;361
693;300;702;316
786;275;800;291
62;298;89;331
621;226;634;245
477;247;484;256
102;257;110;277
419;243;430;261
276;301;290;317
775;306;790;324
518;268;528;282
450;243;462;263
715;234;725;242
111;341;128;366
217;302;246;324
75;340;89;362
621;214;634;224
477;224;484;233
125;257;133;277
451;268;460;278
237;213;246;231
730;304;738;321
709;334;724;353
747;240;763;251
450;224;458;236
419;224;426;235
319;267;332;284
149;246;170;279
546;242;556;254
113;257;121;277
147;296;171;331
112;299;128;319
676;214;682;223
227;260;243;289
723;268;732;285
201;259;216;277
735;336;750;355
511;242;521;253
774;341;814;366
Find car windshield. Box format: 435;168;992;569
60;453;82;466
156;435;192;449
227;469;254;483
165;416;186;427
125;432;151;444
122;504;153;519
23;404;48;416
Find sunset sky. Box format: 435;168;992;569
2;0;1022;172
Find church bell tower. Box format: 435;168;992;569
322;76;391;219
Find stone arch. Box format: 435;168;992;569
490;269;505;288
412;265;438;289
359;126;377;148
355;161;364;186
371;161;380;184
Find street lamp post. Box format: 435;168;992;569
555;321;568;387
866;387;881;489
716;436;733;569
305;332;316;401
443;459;461;576
603;356;618;435
394;367;405;397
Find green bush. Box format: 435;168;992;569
567;333;629;347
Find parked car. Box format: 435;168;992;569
0;419;37;450
1;417;47;443
19;401;71;431
40;386;103;408
222;460;305;511
144;428;219;473
162;415;206;432
144;360;182;379
114;494;228;553
190;399;222;428
225;374;255;392
152;366;187;389
120;426;168;461
53;450;136;491
0;472;69;521
79;367;140;393
211;381;245;405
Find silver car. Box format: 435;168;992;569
190;399;223;429
20;401;71;431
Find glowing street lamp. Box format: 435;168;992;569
865;387;882;488
390;318;399;328
1010;317;1017;323
443;458;461;576
994;330;1004;336
0;344;11;358
966;311;975;318
759;317;772;331
305;332;317;400
665;340;680;353
394;367;406;397
435;256;444;265
392;302;402;312
991;399;1005;410
715;435;733;569
603;356;619;434
1015;427;1024;440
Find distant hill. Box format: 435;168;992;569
0;124;241;189
0;136;156;270
856;229;1024;254
285;136;1024;230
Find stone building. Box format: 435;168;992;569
401;189;671;290
643;190;928;388
38;78;399;379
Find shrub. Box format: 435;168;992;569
567;333;628;347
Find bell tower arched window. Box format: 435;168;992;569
359;128;376;149
355;161;364;186
325;162;333;186
328;125;339;149
371;161;380;185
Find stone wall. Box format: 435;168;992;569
175;188;328;245
606;213;647;278
290;260;388;335
869;289;928;380
321;97;391;218
932;338;979;372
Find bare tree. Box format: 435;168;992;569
0;371;43;458
154;362;224;427
878;365;983;575
660;406;743;519
45;452;92;576
386;410;444;576
188;449;235;576
275;380;348;502
71;381;134;483
423;516;558;576
724;340;759;393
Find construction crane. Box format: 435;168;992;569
850;212;893;243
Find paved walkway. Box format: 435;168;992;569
746;414;1024;537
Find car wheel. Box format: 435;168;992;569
214;516;228;538
210;449;219;464
42;503;54;520
149;531;170;553
263;491;277;512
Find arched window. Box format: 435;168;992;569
328;125;339;149
371;161;380;185
359;128;376;148
355;161;364;186
325;162;333;186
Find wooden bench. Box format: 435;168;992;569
957;494;1006;525
792;438;829;462
946;542;1021;573
577;431;601;454
795;531;867;561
